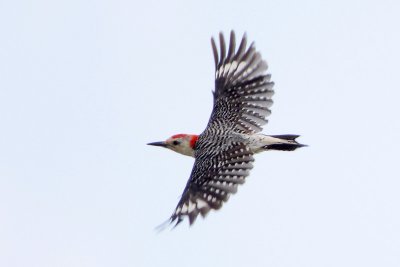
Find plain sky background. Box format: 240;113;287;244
1;0;400;266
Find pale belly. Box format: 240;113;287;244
237;133;291;153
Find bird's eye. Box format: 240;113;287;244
172;140;181;146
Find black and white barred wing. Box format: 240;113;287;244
168;143;254;226
206;31;275;134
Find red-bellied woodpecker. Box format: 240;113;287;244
148;31;306;227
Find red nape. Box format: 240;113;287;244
171;134;187;139
189;135;199;149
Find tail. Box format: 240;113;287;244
264;135;307;151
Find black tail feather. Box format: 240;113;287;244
269;134;300;140
265;143;307;151
264;135;307;151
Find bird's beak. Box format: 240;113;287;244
147;141;167;148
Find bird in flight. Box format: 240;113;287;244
148;31;305;227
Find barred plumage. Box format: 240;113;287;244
208;31;274;135
168;31;274;226
148;31;305;229
169;142;254;225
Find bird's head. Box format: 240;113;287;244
147;134;198;157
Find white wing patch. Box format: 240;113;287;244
196;198;208;209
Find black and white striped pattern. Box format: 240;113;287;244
168;31;274;226
209;31;274;134
169;142;254;226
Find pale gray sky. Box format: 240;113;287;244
1;0;400;266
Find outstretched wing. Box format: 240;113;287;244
164;32;272;227
169;142;254;226
206;31;275;135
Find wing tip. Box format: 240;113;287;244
211;37;218;69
